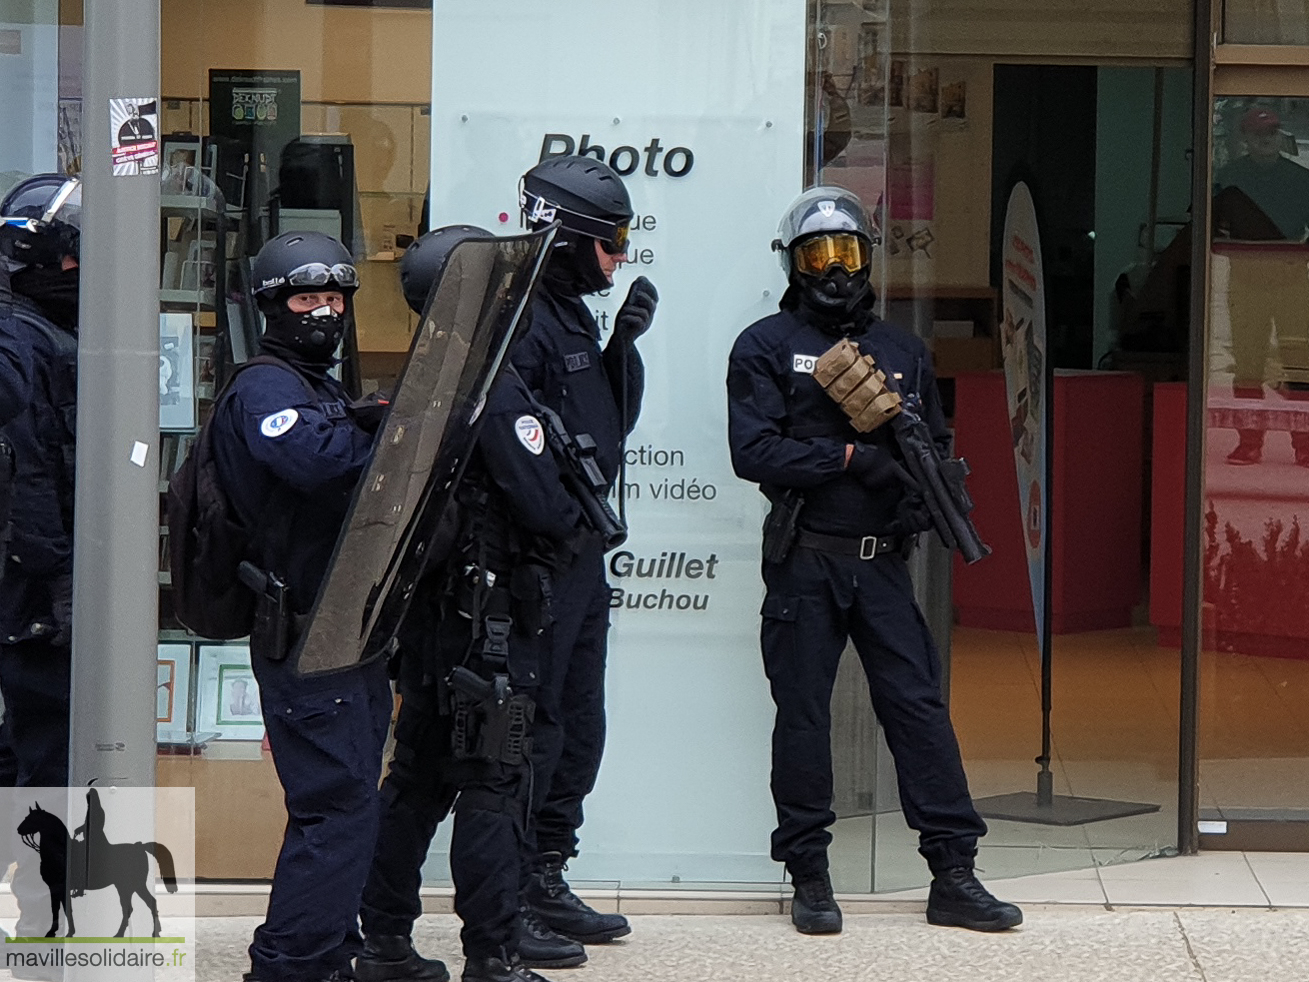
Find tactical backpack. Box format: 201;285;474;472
166;355;314;640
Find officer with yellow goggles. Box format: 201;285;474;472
730;186;1022;939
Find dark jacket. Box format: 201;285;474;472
510;289;643;491
727;306;949;537
210;358;374;614
0;293;77;641
0;272;34;425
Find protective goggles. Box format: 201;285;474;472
520;186;630;256
283;262;360;291
792;233;870;276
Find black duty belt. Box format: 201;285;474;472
796;529;905;560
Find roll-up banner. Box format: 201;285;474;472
431;0;806;879
1000;182;1049;634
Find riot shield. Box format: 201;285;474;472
292;226;556;675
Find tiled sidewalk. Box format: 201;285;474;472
190;907;1309;982
181;853;1309;981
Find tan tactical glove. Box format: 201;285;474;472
813;338;903;432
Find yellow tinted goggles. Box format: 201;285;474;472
793;233;870;276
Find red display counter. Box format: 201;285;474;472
951;371;1145;633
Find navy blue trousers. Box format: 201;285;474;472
761;546;986;878
361;680;532;960
527;542;610;860
0;638;70;787
248;651;392;982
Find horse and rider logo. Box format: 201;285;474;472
15;788;178;938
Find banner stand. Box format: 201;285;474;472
973;180;1158;828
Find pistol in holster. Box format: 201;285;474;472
447;664;535;766
762;489;804;565
239;560;291;661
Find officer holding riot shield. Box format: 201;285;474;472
209;231;391;982
359;225;596;982
512;156;656;946
726;187;1022;936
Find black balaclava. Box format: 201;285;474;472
260;289;349;368
11;265;80;332
782;264;875;337
542;230;610;298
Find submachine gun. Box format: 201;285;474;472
887;390;991;565
509;364;627;551
813;338;990;565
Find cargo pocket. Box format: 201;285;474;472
759;595;800;688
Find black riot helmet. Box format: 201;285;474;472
251;231;360;364
520;155;634;296
399;224;491;315
773;186;879;318
0;174;82;270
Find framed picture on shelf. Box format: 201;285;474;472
196;645;264;740
157;643;192;732
195;334;218;402
161;137;206;197
159;313;195;431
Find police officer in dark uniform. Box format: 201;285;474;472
513;156;656;945
726;187;1022;935
209;231;392;982
359;226;592;982
0;174;82;790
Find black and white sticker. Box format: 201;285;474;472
260;408;300;438
792;353;818;374
515;415;545;455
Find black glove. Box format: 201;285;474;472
846;443;919;494
896;493;935;535
349;390;391;434
49;573;73;647
613;276;658;345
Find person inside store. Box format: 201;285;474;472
358;224;598;982
0;174;82;792
209;231;390;982
1212;105;1309;467
725;186;1023;936
512;155;656;948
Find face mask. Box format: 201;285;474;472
543;232;611;297
11;265;80;330
263;301;347;363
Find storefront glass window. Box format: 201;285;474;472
0;1;66;199
1224;1;1309;45
144;0;1202;891
812;0;1192;890
155;0;434;881
1203;95;1309;839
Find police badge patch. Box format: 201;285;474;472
260;408;300;438
515;415;545;455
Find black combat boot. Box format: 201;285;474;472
926;867;1023;932
356;934;451;982
516;906;587;969
460;953;551;982
525;852;631;944
790;871;843;935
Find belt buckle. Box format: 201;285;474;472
859;535;878;560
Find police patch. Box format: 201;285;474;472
793;354;818;374
260;408;300;438
564;351;590;373
515;415;545;455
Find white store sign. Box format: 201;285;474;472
431;0;807;880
